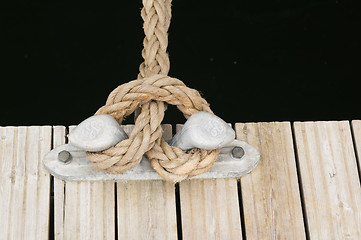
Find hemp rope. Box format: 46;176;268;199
86;0;220;182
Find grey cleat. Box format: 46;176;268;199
43;113;260;181
170;111;235;150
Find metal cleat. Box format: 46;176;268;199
43;112;260;181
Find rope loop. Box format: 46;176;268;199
86;75;220;182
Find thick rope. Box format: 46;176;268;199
138;0;172;78
86;0;220;182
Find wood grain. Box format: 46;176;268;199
0;126;52;240
117;124;178;240
236;122;306;239
294;121;361;239
54;126;115;240
178;125;243;240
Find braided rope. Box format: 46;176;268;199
86;0;220;182
139;0;172;78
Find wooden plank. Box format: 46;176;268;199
0;127;16;239
236;122;306;239
1;127;22;239
26;126;52;239
351;120;361;176
178;124;243;240
179;178;242;240
54;126;115;240
117;124;178;240
53;126;66;240
0;126;52;240
294;121;361;239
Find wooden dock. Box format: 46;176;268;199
1;121;361;239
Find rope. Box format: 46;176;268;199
138;0;172;78
86;0;220;182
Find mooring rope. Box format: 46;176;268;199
86;0;220;182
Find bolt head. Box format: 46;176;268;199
231;146;245;159
58;150;72;164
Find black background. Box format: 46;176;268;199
1;0;360;126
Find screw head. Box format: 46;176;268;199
58;150;72;164
231;146;245;159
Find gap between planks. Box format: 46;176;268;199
350;120;361;183
291;123;311;240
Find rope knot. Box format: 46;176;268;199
86;75;220;182
87;0;220;182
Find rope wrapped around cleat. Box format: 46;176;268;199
86;0;220;182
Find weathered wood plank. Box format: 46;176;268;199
54;126;115;240
236;122;306;239
351;120;361;177
0;126;52;240
117;125;178;240
53;126;66;240
294;121;361;239
3;127;25;240
178;124;243;240
0;127;16;239
26;126;52;240
179;178;242;240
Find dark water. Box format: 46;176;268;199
1;0;360;126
